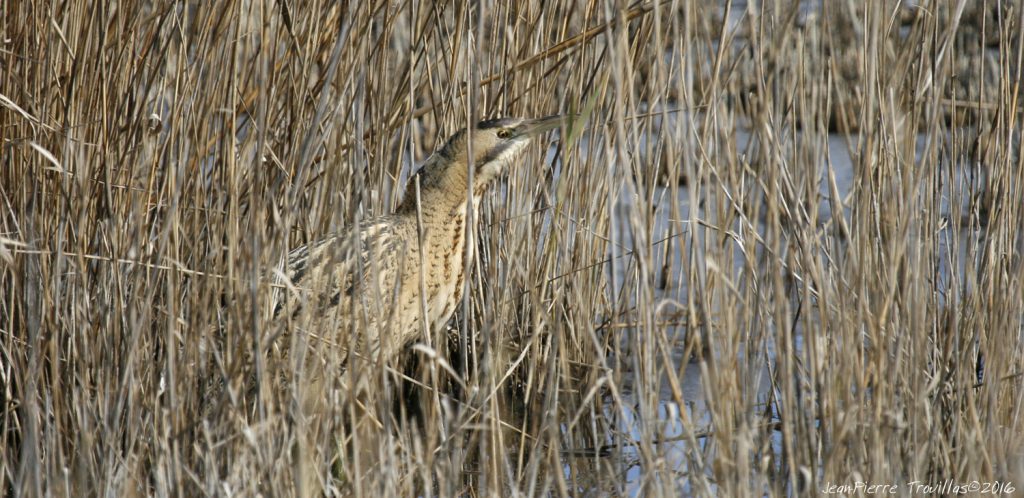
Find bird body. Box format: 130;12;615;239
279;116;562;496
276;116;562;377
281;203;470;367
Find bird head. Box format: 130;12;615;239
405;115;563;208
462;115;563;186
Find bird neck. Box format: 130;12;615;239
402;183;482;224
398;160;485;219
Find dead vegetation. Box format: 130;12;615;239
2;0;1023;496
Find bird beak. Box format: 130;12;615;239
520;115;565;137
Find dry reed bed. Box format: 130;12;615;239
2;0;1023;496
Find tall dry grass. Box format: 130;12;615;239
2;0;1023;496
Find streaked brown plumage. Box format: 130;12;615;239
279;116;561;496
275;115;562;386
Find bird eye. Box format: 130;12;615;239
496;128;512;139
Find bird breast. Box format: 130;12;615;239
421;203;473;331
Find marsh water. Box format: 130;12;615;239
527;120;993;495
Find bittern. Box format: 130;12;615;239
277;115;563;383
281;116;562;495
